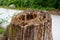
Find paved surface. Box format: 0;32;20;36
0;8;23;28
52;15;60;40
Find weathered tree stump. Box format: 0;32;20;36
2;10;52;40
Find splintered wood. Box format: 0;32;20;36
2;10;53;40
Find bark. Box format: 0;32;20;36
2;10;53;40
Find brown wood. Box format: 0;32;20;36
2;10;53;40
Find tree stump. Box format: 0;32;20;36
2;10;52;40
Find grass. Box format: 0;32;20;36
0;6;56;11
0;28;5;34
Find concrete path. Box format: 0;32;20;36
52;15;60;40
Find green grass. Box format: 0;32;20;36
0;28;5;34
0;6;56;11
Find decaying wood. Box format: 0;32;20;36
2;10;53;40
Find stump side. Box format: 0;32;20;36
2;10;52;40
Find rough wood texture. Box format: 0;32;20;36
2;10;52;40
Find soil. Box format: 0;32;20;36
0;34;3;40
48;10;60;15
